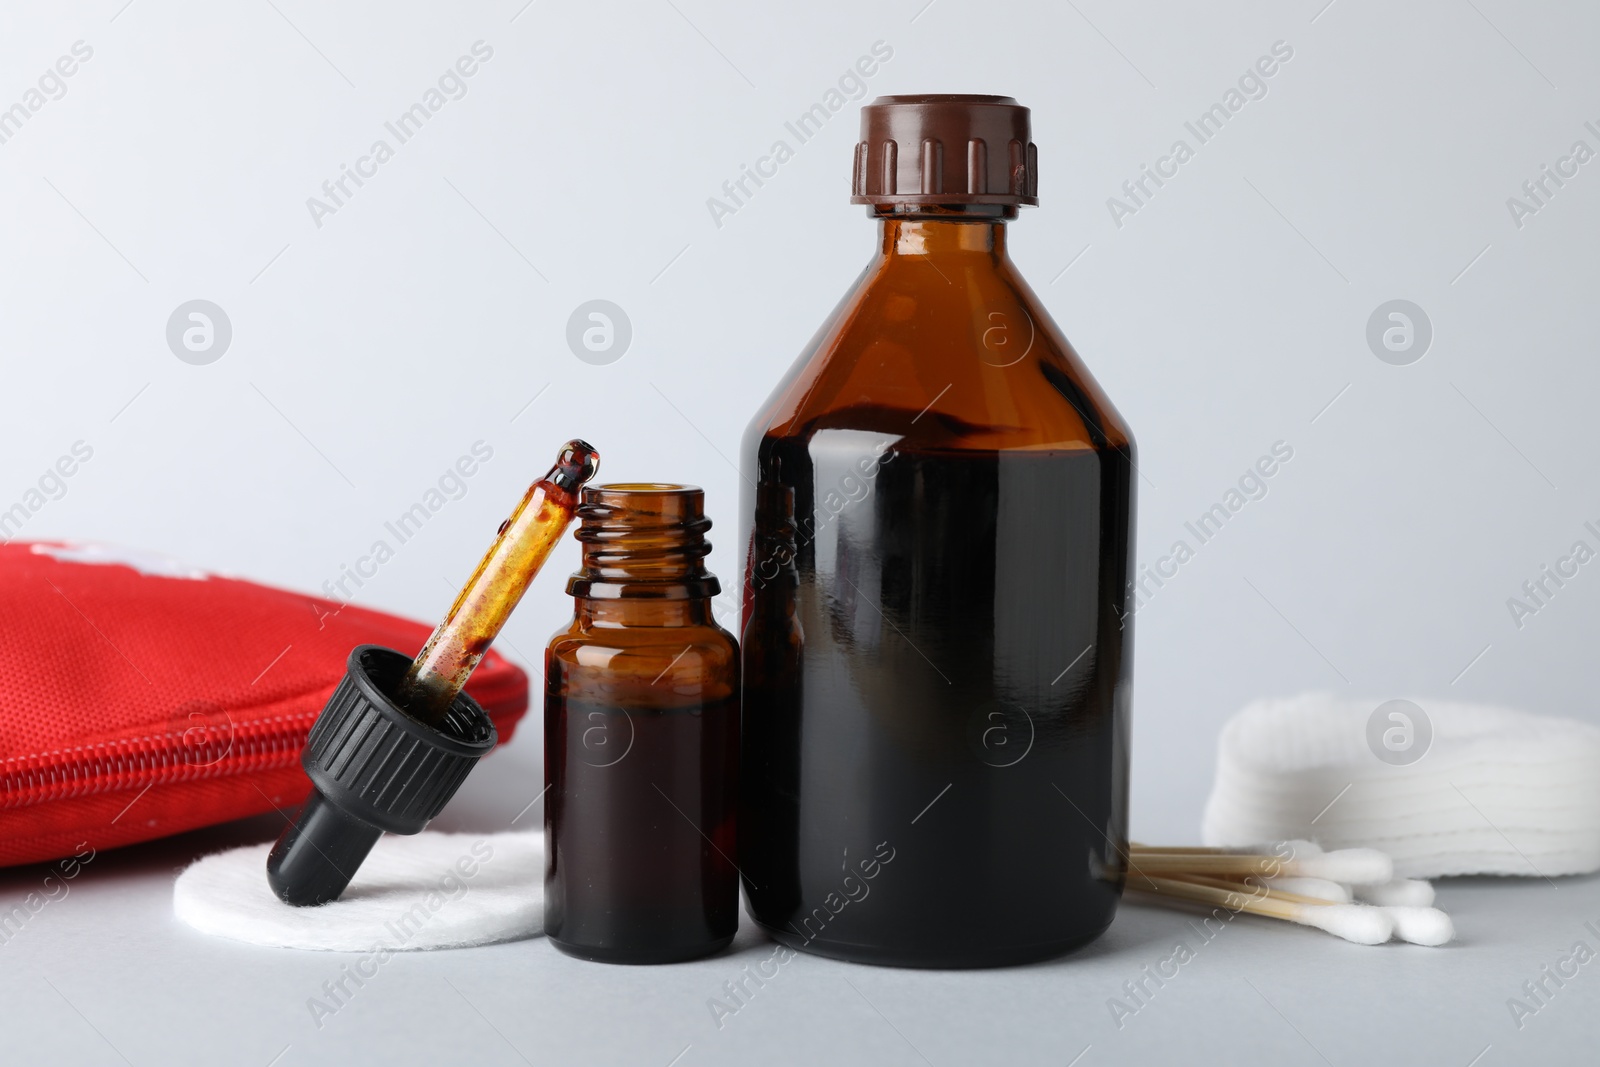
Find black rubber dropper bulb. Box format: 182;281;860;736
266;441;600;906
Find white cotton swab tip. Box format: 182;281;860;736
1384;906;1454;946
1297;903;1395;945
1357;879;1436;908
1290;848;1393;886
1264;876;1350;903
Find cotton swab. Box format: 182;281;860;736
1382;906;1454;946
1127;875;1395;945
1355;879;1436;907
1261;876;1351;903
1126;842;1453;945
1128;848;1393;886
1179;874;1454;946
1174;873;1339;907
1129;840;1322;857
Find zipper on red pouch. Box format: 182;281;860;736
0;710;321;810
0;669;525;811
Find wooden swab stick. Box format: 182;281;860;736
1127;876;1394;944
1128;848;1392;885
1129;854;1292;877
1200;871;1352;903
1173;872;1338;908
1129;840;1321;857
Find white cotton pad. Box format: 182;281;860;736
1201;694;1600;878
174;831;543;951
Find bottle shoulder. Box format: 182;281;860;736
744;253;1134;457
547;620;736;664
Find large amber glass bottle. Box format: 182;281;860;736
739;96;1136;967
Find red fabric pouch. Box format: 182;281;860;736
0;541;528;868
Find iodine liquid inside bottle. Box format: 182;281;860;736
739;96;1136;968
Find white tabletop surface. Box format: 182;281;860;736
3;731;1593;1067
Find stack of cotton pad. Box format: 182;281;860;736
1201;694;1600;878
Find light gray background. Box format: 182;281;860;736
2;1;1597;1064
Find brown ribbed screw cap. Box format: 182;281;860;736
851;94;1038;208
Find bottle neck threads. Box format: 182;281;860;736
567;484;720;601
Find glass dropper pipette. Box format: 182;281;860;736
395;439;600;723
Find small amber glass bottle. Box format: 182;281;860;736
544;484;740;963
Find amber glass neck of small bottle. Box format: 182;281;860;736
567;483;720;627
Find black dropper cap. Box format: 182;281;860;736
266;645;496;906
268;439;598;906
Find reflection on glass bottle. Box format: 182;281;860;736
739;482;805;916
